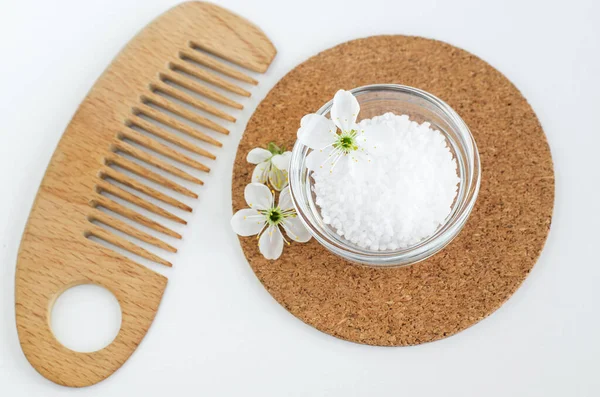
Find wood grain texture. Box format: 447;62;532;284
15;1;275;387
232;36;554;346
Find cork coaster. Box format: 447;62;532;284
232;36;554;346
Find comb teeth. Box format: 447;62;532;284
106;153;198;198
101;167;192;212
179;49;258;85
92;193;182;239
169;61;251;97
89;210;177;253
96;179;187;224
161;72;244;109
87;223;173;267
151;81;236;122
89;43;262;267
120;128;212;170
113;140;204;184
127;114;217;159
133;104;224;147
142;92;230;134
189;40;271;73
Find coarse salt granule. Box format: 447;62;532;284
312;112;459;250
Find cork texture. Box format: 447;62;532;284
232;36;554;346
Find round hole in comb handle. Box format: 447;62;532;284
50;284;122;353
16;237;168;387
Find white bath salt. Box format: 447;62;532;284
312;113;460;250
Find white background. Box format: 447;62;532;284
1;0;599;395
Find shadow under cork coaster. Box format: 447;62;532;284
232;35;554;346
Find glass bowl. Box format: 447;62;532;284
289;84;481;267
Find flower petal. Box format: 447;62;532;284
306;147;350;175
247;148;272;164
282;217;311;242
278;186;293;210
306;148;332;171
268;167;288;191
331;154;350;176
297;114;337;150
230;209;264;236
244;183;273;210
271;151;292;171
259;225;284;260
331;90;360;132
362;123;394;149
251;163;269;184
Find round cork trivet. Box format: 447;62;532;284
232;36;554;346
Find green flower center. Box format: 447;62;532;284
266;208;283;225
334;130;358;154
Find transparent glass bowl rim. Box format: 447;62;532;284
289;84;481;267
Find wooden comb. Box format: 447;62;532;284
15;2;275;387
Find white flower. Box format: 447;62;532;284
297;89;391;174
231;183;311;260
247;142;291;191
